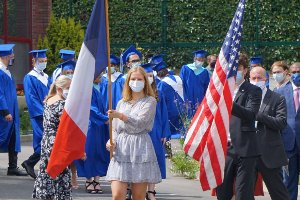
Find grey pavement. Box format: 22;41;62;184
0;140;274;200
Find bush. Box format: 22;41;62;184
37;16;84;74
19;109;32;135
170;138;199;179
52;0;300;70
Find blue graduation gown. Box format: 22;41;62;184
75;87;110;178
0;69;20;153
157;76;184;137
155;77;161;85
99;72;125;111
180;64;210;108
23;70;50;154
149;91;170;179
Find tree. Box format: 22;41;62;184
37;16;84;74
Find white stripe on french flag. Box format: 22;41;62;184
47;0;108;178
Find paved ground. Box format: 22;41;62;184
0;141;276;200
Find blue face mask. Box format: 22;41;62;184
236;71;244;85
292;73;300;86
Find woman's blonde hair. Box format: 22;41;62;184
122;67;155;102
45;75;71;102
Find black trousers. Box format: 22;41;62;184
8;125;18;169
257;158;290;200
216;146;257;200
25;152;40;167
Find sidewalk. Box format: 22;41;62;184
0;138;279;199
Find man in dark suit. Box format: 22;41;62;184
250;66;289;200
216;56;262;200
276;62;300;200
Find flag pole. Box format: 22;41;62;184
105;0;113;159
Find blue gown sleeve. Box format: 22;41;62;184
90;89;109;125
23;76;44;117
0;74;9;112
90;105;108;125
160;92;171;139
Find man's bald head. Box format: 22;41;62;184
250;66;267;82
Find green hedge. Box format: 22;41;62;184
50;0;300;71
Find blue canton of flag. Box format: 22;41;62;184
224;0;246;79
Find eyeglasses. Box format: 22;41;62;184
291;71;300;74
129;59;140;63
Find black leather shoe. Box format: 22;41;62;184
21;161;36;179
7;167;28;176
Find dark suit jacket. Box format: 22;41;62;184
230;81;262;157
256;89;288;168
276;81;300;154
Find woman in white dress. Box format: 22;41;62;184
106;67;161;200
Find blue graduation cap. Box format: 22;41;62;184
59;49;75;60
57;60;76;71
0;44;15;57
192;50;208;58
141;63;155;73
149;54;165;65
250;56;263;65
29;49;48;58
153;61;167;72
110;54;120;65
121;45;143;65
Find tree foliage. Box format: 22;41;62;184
51;0;300;70
37;16;84;74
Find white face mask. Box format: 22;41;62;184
8;58;14;66
66;74;73;79
62;89;69;99
129;80;145;92
36;62;47;71
273;73;285;83
106;67;115;74
250;80;266;90
131;62;141;68
148;77;154;85
236;70;244;85
194;60;204;68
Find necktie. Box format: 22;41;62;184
294;88;299;111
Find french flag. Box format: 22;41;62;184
47;0;109;178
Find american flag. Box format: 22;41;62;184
183;0;246;191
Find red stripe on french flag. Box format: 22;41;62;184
46;112;86;178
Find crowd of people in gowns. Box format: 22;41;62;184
4;42;299;200
0;43;213;199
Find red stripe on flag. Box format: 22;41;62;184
215;60;226;84
214;109;228;158
199;159;210;191
46;111;86;178
183;102;206;154
192;102;215;160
